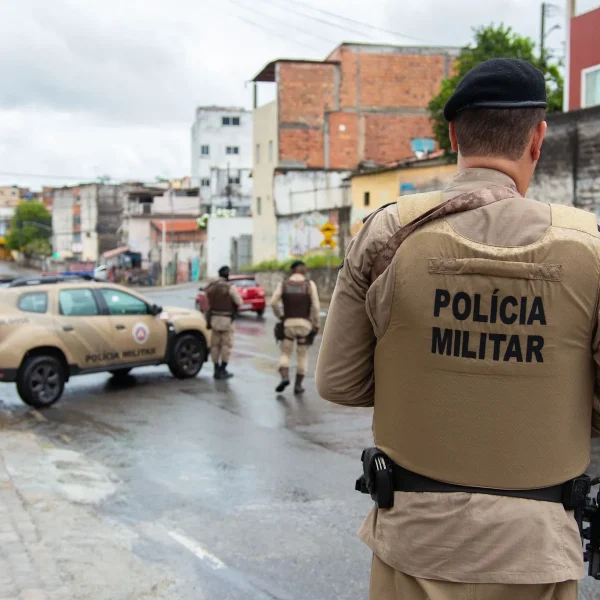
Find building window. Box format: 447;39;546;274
201;178;210;187
201;145;209;156
228;177;241;185
232;117;240;126
256;197;262;215
223;116;240;126
73;233;82;243
222;116;231;126
256;144;260;164
268;140;273;162
583;65;600;108
226;146;240;155
364;191;370;207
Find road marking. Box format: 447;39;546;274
30;409;47;423
167;530;226;570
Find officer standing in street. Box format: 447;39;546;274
205;265;242;380
271;260;320;394
316;59;597;599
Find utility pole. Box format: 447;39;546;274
161;219;167;286
540;2;547;69
564;0;576;111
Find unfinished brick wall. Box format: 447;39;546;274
279;128;324;168
328;112;358;169
277;62;337;167
327;46;358;109
358;54;448;109
276;45;456;169
278;62;337;125
363;114;434;165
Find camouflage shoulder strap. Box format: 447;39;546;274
371;185;519;281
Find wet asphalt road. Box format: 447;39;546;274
1;267;600;598
0;282;374;600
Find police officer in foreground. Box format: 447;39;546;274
270;260;320;394
317;58;599;599
205;265;242;380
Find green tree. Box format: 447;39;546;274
428;24;564;153
7;201;52;252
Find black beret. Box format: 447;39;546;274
290;260;305;270
444;58;547;122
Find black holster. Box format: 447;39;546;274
355;448;395;509
274;320;285;342
305;328;318;346
206;309;212;330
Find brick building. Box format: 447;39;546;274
250;42;459;262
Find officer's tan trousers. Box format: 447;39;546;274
370;555;577;600
211;330;233;363
279;338;309;375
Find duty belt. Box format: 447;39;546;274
356;448;600;580
355;447;589;509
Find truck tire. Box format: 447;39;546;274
17;355;66;408
168;333;206;379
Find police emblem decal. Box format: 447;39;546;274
132;323;150;344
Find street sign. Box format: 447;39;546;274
320;221;337;248
320;222;336;235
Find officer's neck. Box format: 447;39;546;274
457;155;533;197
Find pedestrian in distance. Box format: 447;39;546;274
317;58;600;600
205;265;242;380
270;260;320;394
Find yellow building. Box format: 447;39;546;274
349;155;457;235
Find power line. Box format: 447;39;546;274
227;0;338;45
252;0;375;41
275;0;430;43
231;12;323;52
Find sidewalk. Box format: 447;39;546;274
0;430;180;600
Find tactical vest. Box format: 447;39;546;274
282;279;311;320
206;280;235;316
374;191;600;490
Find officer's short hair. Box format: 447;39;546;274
454;107;546;161
218;265;230;278
290;260;305;271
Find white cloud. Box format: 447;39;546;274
0;0;568;189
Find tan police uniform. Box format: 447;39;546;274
270;273;320;376
316;168;594;599
206;277;242;365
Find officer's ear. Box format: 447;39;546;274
449;122;458;153
530;120;547;162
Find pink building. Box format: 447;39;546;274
565;1;600;110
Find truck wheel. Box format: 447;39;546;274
168;334;206;379
17;355;66;408
255;309;264;318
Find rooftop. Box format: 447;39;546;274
251;42;461;82
348;150;450;179
195;105;250;113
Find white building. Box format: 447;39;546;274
121;186;203;269
191;106;253;216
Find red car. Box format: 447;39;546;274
195;275;266;318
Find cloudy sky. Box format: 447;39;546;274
0;0;592;190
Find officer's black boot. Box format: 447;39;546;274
213;363;222;380
220;362;233;379
294;374;305;395
276;367;290;393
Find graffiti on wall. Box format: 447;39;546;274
277;211;338;260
